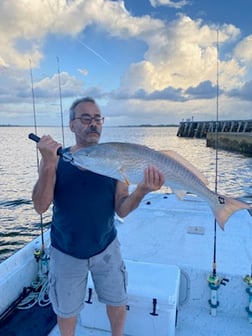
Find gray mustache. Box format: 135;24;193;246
87;127;100;135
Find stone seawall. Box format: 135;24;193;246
206;132;252;156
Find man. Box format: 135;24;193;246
32;97;165;336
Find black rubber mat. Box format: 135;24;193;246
0;303;57;336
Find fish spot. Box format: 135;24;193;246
218;196;225;204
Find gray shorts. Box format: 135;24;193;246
48;237;128;318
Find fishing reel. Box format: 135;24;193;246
244;275;252;287
33;248;50;276
34;248;42;262
244;274;252;322
207;273;229;316
207;274;229;289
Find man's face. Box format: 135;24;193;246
70;101;104;146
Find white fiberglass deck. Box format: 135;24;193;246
48;192;252;336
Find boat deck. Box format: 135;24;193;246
47;192;252;336
118;192;252;275
49;307;252;336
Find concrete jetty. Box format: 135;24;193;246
177;119;252;156
206;132;252;156
177;119;252;138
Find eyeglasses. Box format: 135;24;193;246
73;115;104;125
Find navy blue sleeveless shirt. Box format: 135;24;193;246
50;150;117;259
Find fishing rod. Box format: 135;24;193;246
207;30;229;317
12;62;52;311
2;63;52;314
56;56;65;147
212;28;220;279
29;60;45;252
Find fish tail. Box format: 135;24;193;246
212;194;251;230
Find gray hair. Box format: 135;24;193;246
69;97;97;121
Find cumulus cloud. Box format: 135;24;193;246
78;68;88;76
0;68;84;104
112;80;220;102
0;0;55;68
185;80;219;99
112;86;185;101
228;80;252;101
0;0;252;125
234;35;252;63
149;0;189;9
0;67;30;103
120;15;242;95
0;0;165;69
33;72;84;98
0;1;246;96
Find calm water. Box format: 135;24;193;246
0;126;251;262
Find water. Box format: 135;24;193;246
0;126;251;262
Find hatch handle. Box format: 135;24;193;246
85;288;93;304
150;298;159;316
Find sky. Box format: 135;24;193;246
0;0;252;126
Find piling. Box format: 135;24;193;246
177;119;252;138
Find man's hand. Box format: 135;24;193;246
115;165;165;218
37;135;62;164
136;165;165;194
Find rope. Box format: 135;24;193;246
17;277;50;310
17;255;50;310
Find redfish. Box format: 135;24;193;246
68;142;251;229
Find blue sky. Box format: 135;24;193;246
0;0;251;126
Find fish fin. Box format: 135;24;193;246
161;150;209;185
173;189;187;200
212;195;251;230
119;168;131;186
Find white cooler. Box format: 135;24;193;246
80;259;180;336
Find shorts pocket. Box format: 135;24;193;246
121;261;128;292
